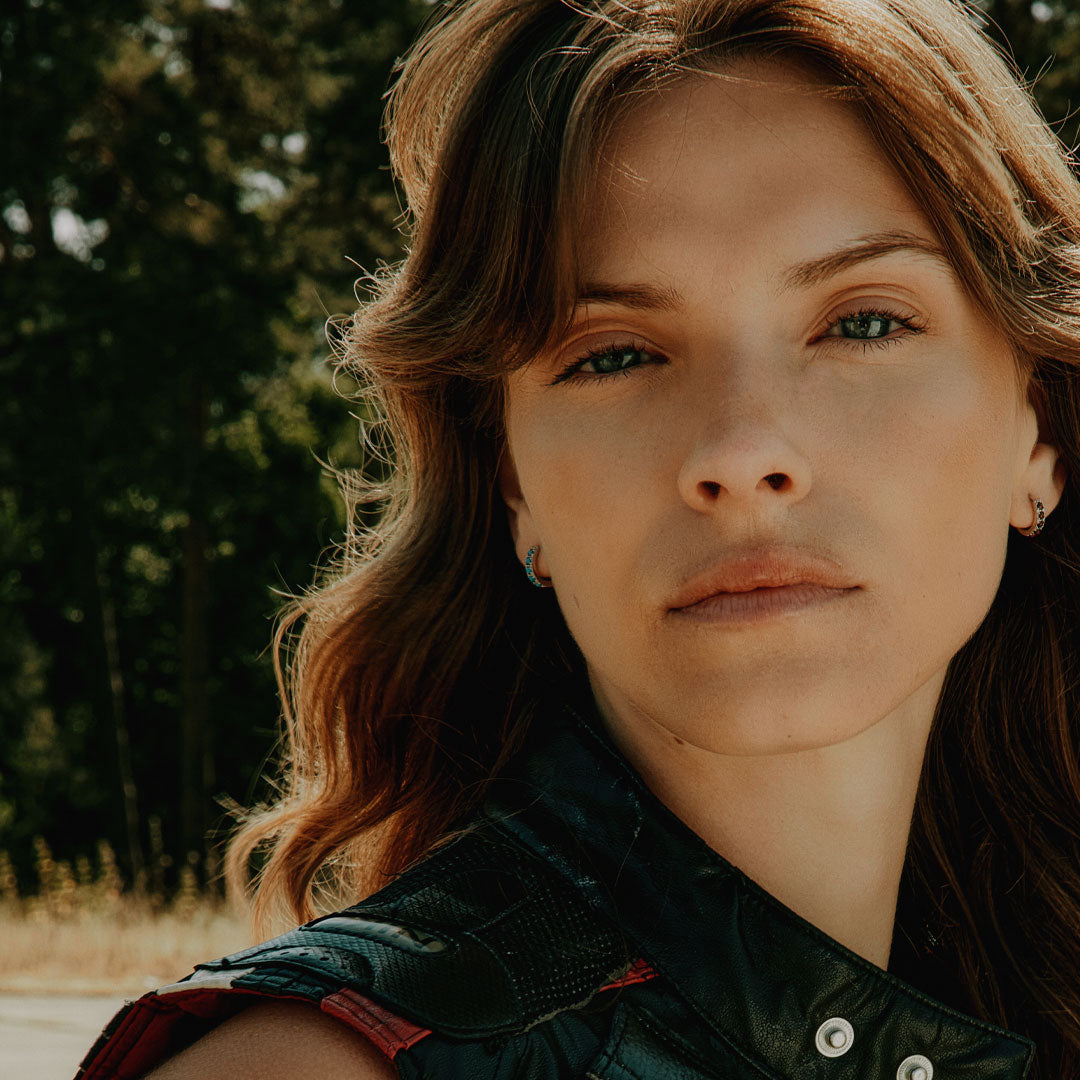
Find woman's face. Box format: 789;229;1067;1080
500;61;1043;755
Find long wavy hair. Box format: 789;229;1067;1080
226;0;1080;1071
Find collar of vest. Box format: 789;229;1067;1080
483;688;1036;1080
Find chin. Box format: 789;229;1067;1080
659;680;884;756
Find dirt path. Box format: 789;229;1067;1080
0;993;127;1080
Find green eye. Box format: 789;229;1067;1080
817;307;922;350
836;313;901;339
553;344;664;384
583;347;646;374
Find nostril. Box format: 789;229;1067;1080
700;480;721;499
765;473;787;490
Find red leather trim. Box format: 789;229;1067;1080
321;989;433;1060
79;962;654;1077
597;957;659;993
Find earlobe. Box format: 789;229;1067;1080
497;447;536;559
497;448;553;584
1010;440;1067;534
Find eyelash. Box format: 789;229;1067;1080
817;306;925;350
550;305;924;386
550;342;664;386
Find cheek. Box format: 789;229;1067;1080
511;401;666;538
505;397;671;642
859;363;1016;628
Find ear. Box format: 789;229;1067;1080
1009;392;1067;531
497;446;541;564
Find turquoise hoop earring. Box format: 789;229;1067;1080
525;545;554;589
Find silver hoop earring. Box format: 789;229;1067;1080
525;545;553;588
1018;496;1046;538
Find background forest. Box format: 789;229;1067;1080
3;0;1080;904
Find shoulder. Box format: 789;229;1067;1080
230;818;644;1038
142;999;395;1080
78;823;658;1080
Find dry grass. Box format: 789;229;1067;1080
0;840;253;996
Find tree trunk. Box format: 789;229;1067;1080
95;547;146;893
180;375;211;875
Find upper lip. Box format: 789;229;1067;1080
668;546;858;610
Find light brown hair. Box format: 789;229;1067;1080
227;1;1080;1071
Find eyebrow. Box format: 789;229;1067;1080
574;282;683;311
573;232;953;312
781;231;953;291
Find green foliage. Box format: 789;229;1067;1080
1;0;428;889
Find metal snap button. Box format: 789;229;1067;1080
897;1053;933;1080
815;1017;855;1058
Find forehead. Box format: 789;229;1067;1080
578;59;937;283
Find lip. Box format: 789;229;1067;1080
668;547;859;612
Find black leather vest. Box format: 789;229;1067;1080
79;695;1036;1079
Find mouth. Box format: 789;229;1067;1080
665;552;859;622
671;581;857;623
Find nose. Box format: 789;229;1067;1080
676;382;812;513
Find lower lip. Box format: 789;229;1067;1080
671;584;857;623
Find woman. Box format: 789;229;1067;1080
79;0;1080;1077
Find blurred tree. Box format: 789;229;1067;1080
1;0;428;890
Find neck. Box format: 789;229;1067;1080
597;676;943;970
